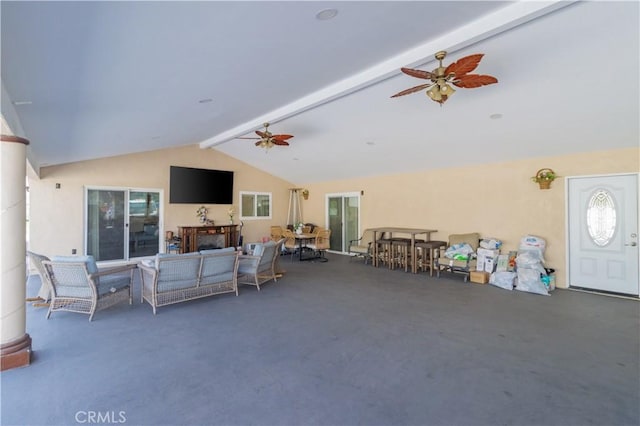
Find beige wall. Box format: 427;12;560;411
28;145;294;256
300;148;639;289
29;146;638;289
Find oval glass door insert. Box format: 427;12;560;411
586;189;617;246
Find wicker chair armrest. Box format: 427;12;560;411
349;237;363;245
137;264;159;282
95;263;137;277
238;255;260;267
137;263;156;273
238;254;260;261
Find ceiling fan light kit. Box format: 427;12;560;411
236;122;294;150
392;50;498;105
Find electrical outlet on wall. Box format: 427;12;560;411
72;249;77;254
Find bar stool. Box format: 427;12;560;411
391;238;412;272
414;240;447;276
375;234;393;268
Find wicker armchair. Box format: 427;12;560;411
26;250;52;303
348;229;374;264
238;239;284;290
42;256;136;321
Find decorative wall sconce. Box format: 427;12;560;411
531;168;557;189
302;189;309;200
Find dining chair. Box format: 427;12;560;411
306;229;331;261
270;226;283;241
282;229;298;261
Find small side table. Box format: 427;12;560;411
165;238;181;254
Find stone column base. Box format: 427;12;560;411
1;334;32;371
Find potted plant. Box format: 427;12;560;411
531;168;557;189
294;222;304;234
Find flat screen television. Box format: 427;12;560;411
169;166;234;204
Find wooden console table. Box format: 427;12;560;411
178;225;239;253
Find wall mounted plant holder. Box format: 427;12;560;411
531;168;557;189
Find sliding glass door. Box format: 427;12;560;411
326;193;360;253
128;191;160;258
86;187;162;261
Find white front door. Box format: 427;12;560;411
567;174;639;296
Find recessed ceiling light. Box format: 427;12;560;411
12;101;32;106
365;141;375;146
316;8;338;20
198;98;213;104
489;113;503;120
151;136;161;140
293;157;299;161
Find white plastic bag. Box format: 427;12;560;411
444;243;475;260
519;235;546;251
516;251;546;272
515;269;549;296
489;271;516;290
480;238;502;250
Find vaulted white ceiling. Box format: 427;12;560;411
2;1;638;184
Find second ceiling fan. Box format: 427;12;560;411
391;51;498;105
237;122;294;150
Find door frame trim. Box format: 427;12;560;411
564;172;640;295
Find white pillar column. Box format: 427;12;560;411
0;134;31;371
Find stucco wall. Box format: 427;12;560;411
28;145;294;256
300;147;639;289
29;146;638;289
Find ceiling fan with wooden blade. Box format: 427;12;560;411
391;51;498;105
236;122;293;150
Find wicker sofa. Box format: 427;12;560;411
139;248;239;314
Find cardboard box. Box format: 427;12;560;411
484;257;495;273
470;271;490;284
477;248;500;271
477;248;500;258
477;254;496;272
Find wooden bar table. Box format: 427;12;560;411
369;227;438;273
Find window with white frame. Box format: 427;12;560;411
240;191;272;219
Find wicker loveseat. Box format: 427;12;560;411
139;248;239;314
